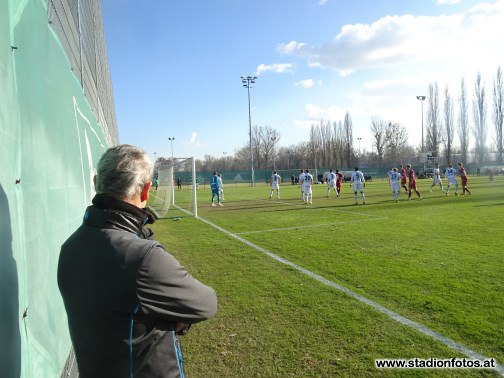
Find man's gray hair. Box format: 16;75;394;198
95;144;153;199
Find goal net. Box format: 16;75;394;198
149;157;198;218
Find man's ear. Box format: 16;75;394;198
93;175;97;189
140;181;152;202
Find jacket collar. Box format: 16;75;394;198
84;194;155;236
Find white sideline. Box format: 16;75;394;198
196;215;504;375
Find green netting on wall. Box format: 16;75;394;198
0;0;111;376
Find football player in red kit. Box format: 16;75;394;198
458;162;472;195
406;164;422;201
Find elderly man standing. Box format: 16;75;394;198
58;144;217;378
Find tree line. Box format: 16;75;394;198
164;67;504;173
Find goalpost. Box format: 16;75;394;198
149;157;198;218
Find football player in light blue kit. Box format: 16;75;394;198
269;171;281;199
210;171;223;206
444;164;459;196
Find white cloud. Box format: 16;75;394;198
294;79;321;88
277;0;504;76
256;63;294;75
294;104;348;128
437;0;462;4
318;0;328;5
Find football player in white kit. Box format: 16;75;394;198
351;167;366;205
302;169;314;204
326;169;337;198
429;163;444;192
444;163;459;196
298;169;305;201
389;167;401;202
218;174;224;201
269;171;281;199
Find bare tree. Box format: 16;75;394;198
385;122;408;165
458;78;470;164
426;82;442;155
250;125;281;169
343;112;354;166
260;126;280;170
333;121;345;168
443;85;455;165
309;124;321;168
493;66;504;163
370;116;387;166
473;72;488;164
320;120;333;168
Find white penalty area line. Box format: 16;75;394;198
196;214;504;374
235;217;388;235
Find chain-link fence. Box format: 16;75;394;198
47;0;118;146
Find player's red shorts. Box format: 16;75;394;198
401;178;407;185
461;176;468;186
336;182;341;190
408;180;417;189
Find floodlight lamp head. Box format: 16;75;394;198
416;95;426;101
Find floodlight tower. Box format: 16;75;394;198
241;75;258;187
416;95;426;152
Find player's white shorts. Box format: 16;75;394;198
353;182;363;192
447;177;457;185
271;182;280;190
327;180;336;188
390;182;400;192
303;185;312;195
433;177;442;184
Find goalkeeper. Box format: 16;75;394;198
210;171;223;206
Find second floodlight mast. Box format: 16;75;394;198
241;75;257;187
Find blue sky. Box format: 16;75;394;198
101;0;504;161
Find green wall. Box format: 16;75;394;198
0;0;110;376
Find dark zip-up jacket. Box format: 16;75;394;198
58;194;217;377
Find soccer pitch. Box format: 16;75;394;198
150;176;503;377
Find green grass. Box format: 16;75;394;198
149;176;503;377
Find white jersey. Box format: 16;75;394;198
218;177;223;188
271;173;281;189
351;171;365;191
445;167;458;184
351;171;365;183
433;168;442;183
389;171;401;192
327;172;336;187
389;171;401;183
445;167;457;179
298;172;305;185
302;173;313;187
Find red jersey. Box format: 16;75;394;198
336;173;343;184
459;166;468;185
400;168;407;183
407;168;417;188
